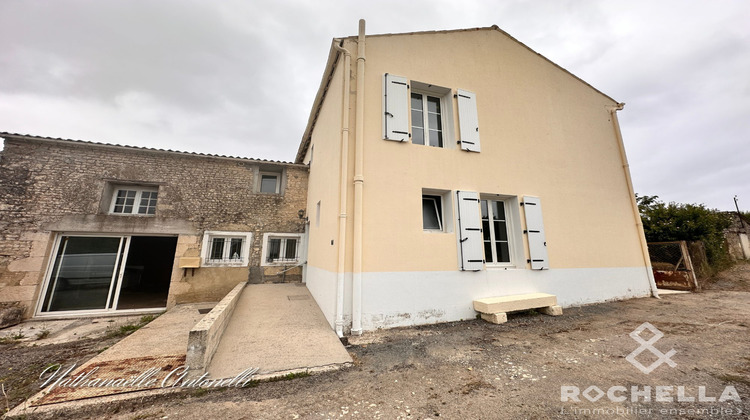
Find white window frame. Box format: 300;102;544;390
411;92;446;148
409;81;455;149
259;172;281;194
260;233;302;266
200;231;253;267
479;195;524;268
109;186;158;215
422;194;443;231
422;189;453;233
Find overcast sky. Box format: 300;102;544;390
1;1;748;211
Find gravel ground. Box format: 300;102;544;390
3;263;749;419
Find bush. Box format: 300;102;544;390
636;194;732;271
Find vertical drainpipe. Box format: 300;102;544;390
332;41;350;338
609;103;660;298
351;19;366;335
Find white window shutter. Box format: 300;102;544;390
456;191;484;271
457;89;481;152
382;73;409;142
522;196;549;270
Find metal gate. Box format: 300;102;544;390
647;241;699;291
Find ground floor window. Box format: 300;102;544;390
39;235;177;314
481;199;512;264
261;233;301;265
200;231;253;266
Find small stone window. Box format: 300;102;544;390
109;186;158;215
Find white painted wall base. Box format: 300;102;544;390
304;265;652;332
305;265;352;330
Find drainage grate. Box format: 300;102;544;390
287;295;310;301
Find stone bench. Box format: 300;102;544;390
473;292;562;324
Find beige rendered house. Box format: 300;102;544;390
296;22;657;336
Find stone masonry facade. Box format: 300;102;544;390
0;133;308;319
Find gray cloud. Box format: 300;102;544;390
1;0;748;210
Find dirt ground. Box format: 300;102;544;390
3;263;750;419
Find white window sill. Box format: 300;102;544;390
202;260;248;268
108;213;156;217
485;264;521;270
262;260;301;267
422;229;449;233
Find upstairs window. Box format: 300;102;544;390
110;187;158;215
411;93;444;148
259;172;280;194
383;73;480;152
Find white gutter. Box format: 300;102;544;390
332;41;351;338
351;19;366;335
608;103;660;298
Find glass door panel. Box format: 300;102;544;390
42;236;123;312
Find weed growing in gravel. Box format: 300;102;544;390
104;314;161;339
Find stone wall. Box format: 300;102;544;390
0;134;308;318
725;212;750;261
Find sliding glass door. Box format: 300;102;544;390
41;236;126;312
40;235;176;315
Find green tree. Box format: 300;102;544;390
636;194;731;268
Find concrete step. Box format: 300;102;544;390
473;292;557;314
474;293;562;324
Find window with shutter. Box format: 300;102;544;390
382;74;410;142
522;196;549;270
457;89;481;152
456;191;484;271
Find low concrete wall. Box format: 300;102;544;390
186;281;246;373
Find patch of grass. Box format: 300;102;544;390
241;380;259;388
268;371;311;382
43;363;60;373
242;371;311;388
0;330;25;345
105;314;160;339
189;388;209;397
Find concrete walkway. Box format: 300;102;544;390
207;283;352;378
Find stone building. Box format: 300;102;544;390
0;133;308;322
